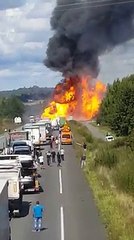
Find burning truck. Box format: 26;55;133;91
41;76;106;120
41;0;134;120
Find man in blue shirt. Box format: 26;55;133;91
32;201;45;232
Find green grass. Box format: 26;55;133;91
0;118;17;134
69;120;134;240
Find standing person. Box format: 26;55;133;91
57;151;61;167
80;154;86;168
51;150;56;163
36;150;40;163
58;135;61;151
55;137;59;148
38;152;44;169
50;136;54;149
32;201;45;232
60;148;65;161
50;140;53;149
46;151;51;166
76;142;87;155
83;142;87;152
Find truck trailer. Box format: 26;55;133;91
0;162;23;217
33;121;47;145
0;154;39;193
23;124;40;146
0;179;10;240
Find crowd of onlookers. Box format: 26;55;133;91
35;135;65;168
35;134;87;169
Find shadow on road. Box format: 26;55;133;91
41;227;48;231
20;201;31;217
9;201;31;220
37;173;42;178
39;186;44;193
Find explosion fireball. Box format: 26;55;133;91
42;0;134;120
41;76;106;120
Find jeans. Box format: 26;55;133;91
61;155;64;161
47;157;51;166
81;160;86;168
33;217;42;231
52;156;55;163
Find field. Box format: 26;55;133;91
70;120;134;240
0;118;17;134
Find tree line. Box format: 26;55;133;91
97;75;134;136
0;96;24;120
0;86;53;102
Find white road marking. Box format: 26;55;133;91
60;206;65;240
59;169;63;194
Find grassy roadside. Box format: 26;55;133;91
70;120;134;240
0;118;16;134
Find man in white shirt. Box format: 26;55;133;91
38;153;44;168
60;148;65;161
55;138;59;147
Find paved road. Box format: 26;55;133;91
24;101;47;123
82;121;105;140
10;140;107;240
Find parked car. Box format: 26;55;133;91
105;135;114;142
13;146;31;155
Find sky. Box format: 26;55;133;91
0;0;134;90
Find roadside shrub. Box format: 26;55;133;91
78;126;93;143
85;132;93;143
110;132;134;151
111;138;126;149
114;159;134;196
95;145;118;169
125;131;134;151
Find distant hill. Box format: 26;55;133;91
0;85;54;102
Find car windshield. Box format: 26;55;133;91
14;150;31;155
13;142;27;147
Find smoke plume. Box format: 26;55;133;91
45;0;134;77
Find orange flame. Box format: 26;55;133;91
41;76;106;120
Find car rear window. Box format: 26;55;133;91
106;136;114;140
14;150;31;155
62;134;71;139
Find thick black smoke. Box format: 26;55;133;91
45;0;134;77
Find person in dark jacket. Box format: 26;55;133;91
51;150;56;163
46;151;51;166
57;151;61;167
83;142;87;151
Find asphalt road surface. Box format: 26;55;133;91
82;121;105;140
24;101;47;123
10;138;107;240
